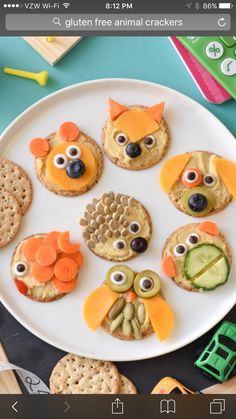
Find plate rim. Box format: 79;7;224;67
0;77;235;361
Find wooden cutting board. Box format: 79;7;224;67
202;376;236;394
0;342;21;394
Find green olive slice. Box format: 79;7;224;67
182;187;214;217
106;265;134;292
134;270;161;298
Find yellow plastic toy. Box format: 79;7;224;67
3;67;48;86
151;377;195;394
47;36;55;43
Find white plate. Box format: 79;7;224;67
0;79;236;361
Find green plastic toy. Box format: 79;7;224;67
195;321;236;382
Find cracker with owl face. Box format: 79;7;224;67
162;222;231;292
80;192;152;262
160;151;236;217
29;121;103;196
102;99;170;170
84;265;174;341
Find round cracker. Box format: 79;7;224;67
49;354;120;394
80;192;152;262
0;190;22;248
102;105;170;171
35;131;103;197
0;158;32;215
162;223;232;292
119;374;138;394
11;234;65;303
168;150;232;217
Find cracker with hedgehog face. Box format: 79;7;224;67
29;122;103;196
162;221;231;292
160;151;236;217
11;231;83;302
102;99;170;170
80;192;152;262
84;265;174;341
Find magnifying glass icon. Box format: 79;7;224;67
53;17;61;26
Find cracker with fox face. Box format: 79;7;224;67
84;265;174;341
29;122;103;197
160;150;236;217
102;99;170;170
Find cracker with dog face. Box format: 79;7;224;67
160;151;236;217
29;122;103;196
162;221;231;292
102;99;170;170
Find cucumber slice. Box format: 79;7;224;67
184;244;222;279
192;256;229;290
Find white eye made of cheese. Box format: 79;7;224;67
144;135;156;149
174;243;187;257
140;277;154;291
115;133;128;146
66;145;81;159
53;154;68;169
203;174;216;187
128;221;141;234
186;233;199;245
14;261;28;277
110;271;127;285
113;239;126;250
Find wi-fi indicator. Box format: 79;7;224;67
63;2;70;8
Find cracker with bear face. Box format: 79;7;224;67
160;150;236;217
29;122;103;196
84;265;174;341
162;222;231;292
102;99;170;170
80;192;152;262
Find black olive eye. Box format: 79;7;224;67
203;174;216;187
113;239;126;250
186;233;199;245
174;243;187;257
128;221;141;234
66;145;81;159
111;271;127;285
115;133;128;146
144;135;156;149
14;261;28;277
53;154;68;169
140;277;154;292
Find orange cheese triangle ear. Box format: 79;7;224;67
214;157;236;199
109;98;127;121
160;153;192;193
84;284;119;331
144;102;165;123
142;295;174;341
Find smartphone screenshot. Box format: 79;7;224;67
0;1;235;418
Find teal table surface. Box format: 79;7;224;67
0;36;235;135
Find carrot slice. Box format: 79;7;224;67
58;231;80;254
36;244;57;266
182;167;202;188
32;262;54;283
15;279;28;295
29;138;49;157
59;122;79;142
45;231;61;252
60;251;84;268
162;255;177;277
125;290;137;302
52;276;77;293
54;257;78;282
22;237;45;262
198;221;219;236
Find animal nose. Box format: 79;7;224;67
66;159;86;179
130;237;148;253
188;193;208;213
125;143;142;158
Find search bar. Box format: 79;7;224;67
6;13;231;32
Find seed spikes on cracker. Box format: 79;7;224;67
0;158;32;247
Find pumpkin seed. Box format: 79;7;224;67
122;319;132;337
124;303;135;320
110;313;124;333
108;298;125;320
131;319;141;339
137;303;146;324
